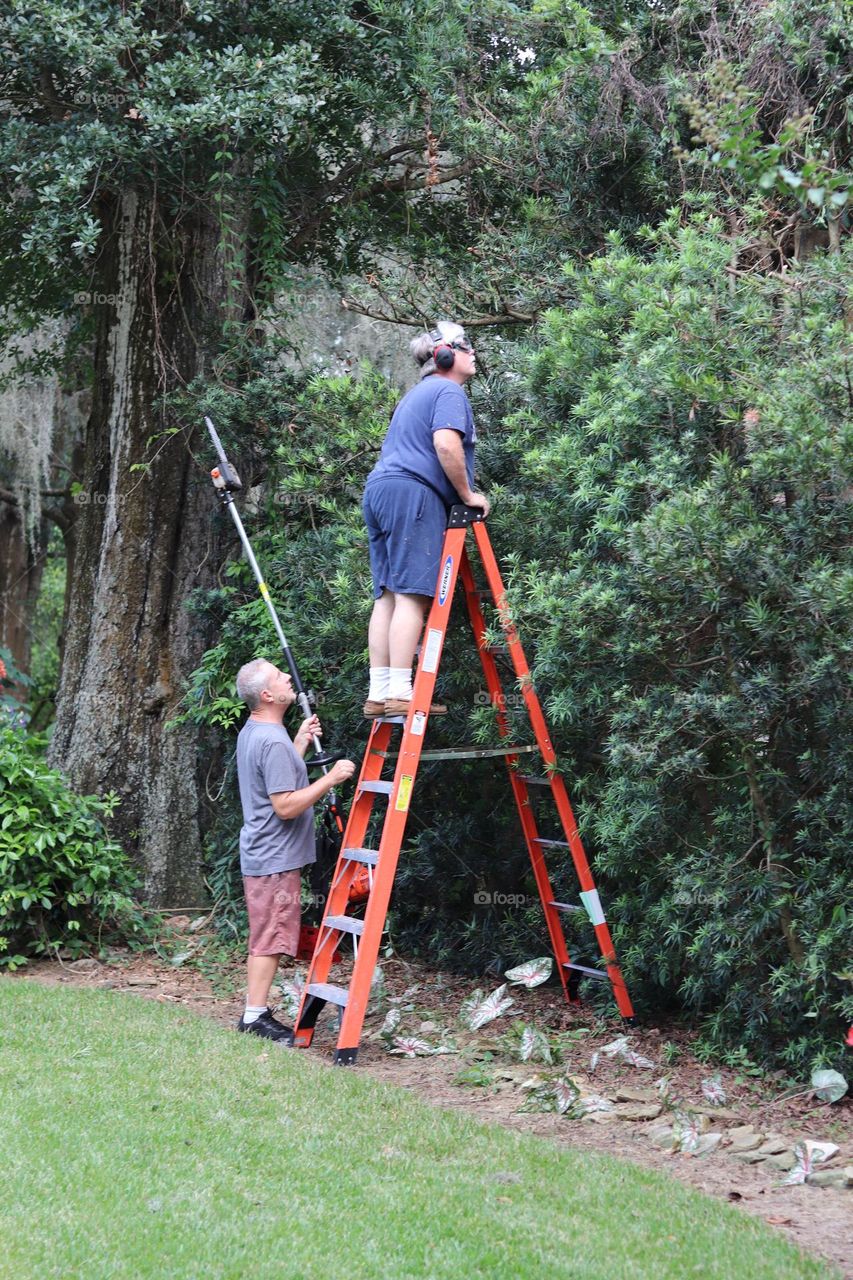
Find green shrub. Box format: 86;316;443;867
489;211;853;1071
0;724;146;966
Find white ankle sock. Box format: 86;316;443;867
243;1004;267;1025
388;667;413;700
368;666;390;702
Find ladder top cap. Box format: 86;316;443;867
447;504;486;528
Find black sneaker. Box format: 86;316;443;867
236;1008;294;1044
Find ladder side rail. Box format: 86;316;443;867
459;548;575;1003
471;520;560;765
293;720;392;1045
472;521;635;1021
541;772;634;1018
458;546;514;740
334;526;469;1058
326;726;389;899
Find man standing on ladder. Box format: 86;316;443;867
362;320;491;718
234;658;355;1041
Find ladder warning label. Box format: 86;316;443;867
395;774;414;811
410;711;426;736
421;628;443;673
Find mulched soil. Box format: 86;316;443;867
13;933;853;1280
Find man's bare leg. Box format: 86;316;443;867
389;592;431;671
247;953;280;1008
367;589;394;667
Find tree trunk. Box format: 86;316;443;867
49;187;243;905
0;501;45;680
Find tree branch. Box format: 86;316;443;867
339;299;536;327
286;160;473;255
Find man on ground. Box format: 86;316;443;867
234;658;355;1041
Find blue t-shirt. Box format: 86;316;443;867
236;720;316;876
366;375;476;506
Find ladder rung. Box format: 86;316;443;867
563;962;609;981
517;775;552;786
324;915;365;937
380;743;539;763
306;982;349;1006
359;780;394;795
534;838;570;848
343;847;379;867
549;900;582;913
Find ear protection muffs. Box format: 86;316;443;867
429;328;455;371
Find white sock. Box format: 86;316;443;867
388;667;413;700
243;1003;268;1025
368;666;390;702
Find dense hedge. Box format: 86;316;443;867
182;214;852;1072
491;213;853;1072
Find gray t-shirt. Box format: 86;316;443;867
236;719;316;877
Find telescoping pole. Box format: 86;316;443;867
205;417;341;820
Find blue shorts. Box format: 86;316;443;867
363;475;449;599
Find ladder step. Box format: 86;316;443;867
323;915;365;937
343;847;379;867
563;962;609;981
306;982;349;1006
517;775;552;786
359;780;394;795
534;838;570;848
549;900;583;914
381;743;538;763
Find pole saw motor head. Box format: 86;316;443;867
210;459;242;493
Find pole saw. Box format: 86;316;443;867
205;416;343;834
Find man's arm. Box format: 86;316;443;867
270;758;355;820
433;429;491;513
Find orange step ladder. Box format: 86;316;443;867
293;506;635;1064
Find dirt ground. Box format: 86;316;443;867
13;940;852;1279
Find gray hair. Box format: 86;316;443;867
410;320;466;378
236;658;274;710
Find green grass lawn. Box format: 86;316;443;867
0;980;835;1280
